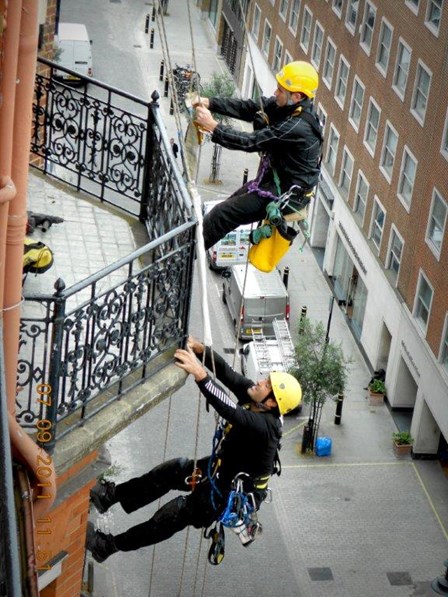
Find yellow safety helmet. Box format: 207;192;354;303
276;61;319;98
270;371;302;415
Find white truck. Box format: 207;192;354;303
56;23;93;84
240;319;301;414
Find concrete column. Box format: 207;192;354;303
412;392;440;456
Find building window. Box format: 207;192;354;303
272;37;283;72
339;148;354;198
262;20;272;56
376;19;393;75
426;190;447;256
348;77;364;131
442;108;448;159
345;0;359;32
360;1;376;55
252;4;261;40
322;38;337;89
414;273;433;332
405;0;420;14
289;0;301;33
316;104;327;135
380;122;398;181
335;56;350;109
441;318;448;373
326;125;340;176
284;50;293;66
397;148;417;209
387;227;403;283
354;171;368;221
411;61;431;125
364;98;381;156
279;0;289;19
311;22;324;69
300;7;313;53
425;0;442;34
393;39;411;100
371;199;385;250
332;0;343;18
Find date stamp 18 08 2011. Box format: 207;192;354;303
34;383;54;571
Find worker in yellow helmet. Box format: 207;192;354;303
194;60;323;251
86;337;301;564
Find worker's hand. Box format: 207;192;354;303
187;336;204;355
192;96;209;109
194;105;218;133
175;346;207;382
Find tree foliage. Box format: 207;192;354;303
291;318;351;403
201;72;235;125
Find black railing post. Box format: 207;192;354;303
159;59;164;81
334;392;344;425
164;75;169;97
150;28;155;49
242;168;249;185
144;14;150;33
299;305;307;334
139;92;158;223
44;278;66;454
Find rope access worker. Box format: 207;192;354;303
86;337;302;563
193;60;323;250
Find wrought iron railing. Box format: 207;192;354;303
0;324;22;597
16;58;197;451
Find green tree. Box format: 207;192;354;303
290;318;352;453
201;72;235;183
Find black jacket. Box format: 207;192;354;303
209;95;323;193
196;349;282;489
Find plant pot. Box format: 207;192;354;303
368;391;384;406
393;442;412;457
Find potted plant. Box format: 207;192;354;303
368;378;386;406
392;431;413;457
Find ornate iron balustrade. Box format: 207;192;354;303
18;225;195;452
32;57;190;238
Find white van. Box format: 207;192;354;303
203;200;251;270
56;23;93;83
222;264;290;340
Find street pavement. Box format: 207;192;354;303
22;1;448;595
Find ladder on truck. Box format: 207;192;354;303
273;319;296;369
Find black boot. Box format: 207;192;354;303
86;521;118;563
90;479;116;514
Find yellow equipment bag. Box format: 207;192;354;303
248;223;297;273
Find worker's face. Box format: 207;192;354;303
274;85;302;107
248;378;274;406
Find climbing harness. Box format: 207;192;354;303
219;473;263;546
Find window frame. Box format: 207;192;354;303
360;1;377;56
311;21;325;69
353;170;369;223
411;60;432;126
334;55;350;110
272;36;284;72
397;146;417;211
332;0;343;18
386;225;404;285
370;196;386;251
288;0;301;34
279;0;289;20
413;271;434;333
392;38;412;101
326;124;340;176
379;121;399;183
425;0;442;36
262;19;273;57
405;0;419;16
439;314;448;373
426;188;447;259
441;106;448;160
322;37;337;90
363;97;381;157
252;3;261;41
345;0;359;34
339;146;355;198
348;76;365;132
300;6;313;53
376;17;393;77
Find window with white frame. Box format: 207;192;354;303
397;148;417;209
284;50;293;66
345;0;359;32
405;0;420;14
340;148;354;197
272;37;283;71
326;125;340;176
371;199;385;249
411;61;431;124
252;4;261;40
414;273;433;331
280;0;289;20
393;39;411;99
360;2;376;54
349;77;364;130
364;98;381;155
442;108;448;158
426;189;447;255
322;38;337;89
440;318;448;373
387;227;403;282
425;0;442;34
289;0;301;33
335;56;350;109
262;20;272;56
311;22;324;69
316;104;327;135
300;7;313;53
354;171;368;220
332;0;343;17
376;19;393;75
380;122;398;181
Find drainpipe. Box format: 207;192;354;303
1;0;56;516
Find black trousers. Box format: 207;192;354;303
113;457;222;552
